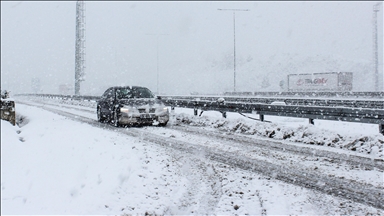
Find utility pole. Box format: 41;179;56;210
146;33;169;94
218;8;249;92
373;2;381;91
75;0;86;95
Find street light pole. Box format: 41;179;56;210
75;0;86;95
373;3;381;91
146;33;169;94
218;8;249;92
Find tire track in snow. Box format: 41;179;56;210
166;125;384;171
144;125;383;191
16;101;384;210
166;156;223;215
16;101;224;213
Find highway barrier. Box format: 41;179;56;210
15;93;384;135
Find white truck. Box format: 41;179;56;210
287;72;353;92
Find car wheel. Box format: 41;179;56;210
158;121;168;127
97;107;105;122
113;109;120;127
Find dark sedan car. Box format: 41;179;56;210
97;86;169;127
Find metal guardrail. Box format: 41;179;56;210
15;93;384;134
16;93;383;108
1;99;16;126
161;96;384;109
162;97;384;135
16;94;100;102
223;91;384;98
162;98;384;120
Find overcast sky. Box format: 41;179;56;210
1;1;383;95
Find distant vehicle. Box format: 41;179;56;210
97;86;169;127
287;72;353;92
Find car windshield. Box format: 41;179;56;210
116;87;155;99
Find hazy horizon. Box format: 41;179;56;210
1;1;383;95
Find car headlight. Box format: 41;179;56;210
155;106;169;115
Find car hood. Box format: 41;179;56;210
118;98;164;107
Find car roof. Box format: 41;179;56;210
111;86;149;90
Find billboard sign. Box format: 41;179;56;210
288;72;352;91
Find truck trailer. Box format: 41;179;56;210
287;72;353;92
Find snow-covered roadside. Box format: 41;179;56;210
1;104;190;214
2;103;383;215
15;95;384;160
172;108;384;160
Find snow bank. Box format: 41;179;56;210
173;111;384;159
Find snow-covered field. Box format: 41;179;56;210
1;96;383;215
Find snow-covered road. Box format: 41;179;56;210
1;96;383;215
